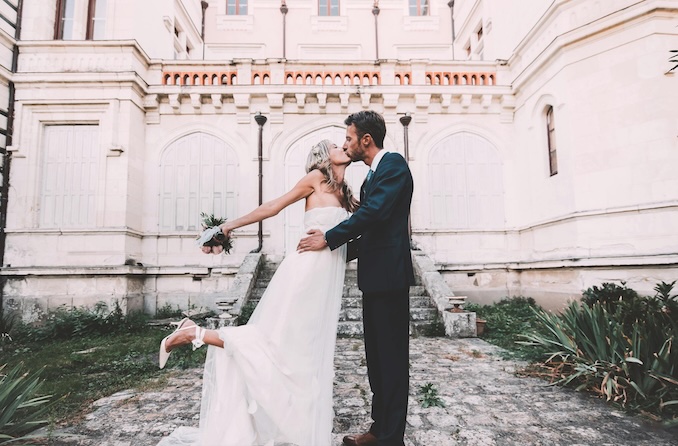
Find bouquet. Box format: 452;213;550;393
196;212;233;254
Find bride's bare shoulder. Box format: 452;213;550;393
304;169;325;185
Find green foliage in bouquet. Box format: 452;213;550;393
199;212;233;254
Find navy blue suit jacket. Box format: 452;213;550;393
325;152;415;294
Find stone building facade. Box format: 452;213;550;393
1;0;677;318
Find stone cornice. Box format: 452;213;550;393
509;0;677;92
0;265;240;277
436;253;678;272
416;199;678;235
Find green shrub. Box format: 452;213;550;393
238;300;257;326
17;301;149;342
466;296;549;361
0;307;17;345
522;281;678;421
0;363;54;444
155;303;183;319
582;281;640;313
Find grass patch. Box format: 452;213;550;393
0;323;205;426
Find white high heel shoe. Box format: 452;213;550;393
158;319;207;369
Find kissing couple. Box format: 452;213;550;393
160;110;414;446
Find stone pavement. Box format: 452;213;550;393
53;337;677;446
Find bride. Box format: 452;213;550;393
159;139;358;446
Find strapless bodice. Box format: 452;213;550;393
304;206;349;231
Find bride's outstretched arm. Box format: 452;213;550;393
218;170;321;236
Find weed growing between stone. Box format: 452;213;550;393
418;382;445;408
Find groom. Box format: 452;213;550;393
298;110;414;446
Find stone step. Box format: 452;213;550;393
247;259;443;339
337;320;445;338
250;285;428;301
341;285;426;297
410;320;445;337
409;307;439;321
337;321;364;337
337;306;438;322
340;295;435;309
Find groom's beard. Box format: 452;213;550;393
346;145;367;162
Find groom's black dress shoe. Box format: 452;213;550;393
342;432;378;446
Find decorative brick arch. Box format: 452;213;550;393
162;71;239;86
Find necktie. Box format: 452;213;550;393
366;169;374;183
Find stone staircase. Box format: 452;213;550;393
242;257;444;337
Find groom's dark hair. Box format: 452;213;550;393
345;110;386;149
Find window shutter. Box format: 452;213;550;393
41;125;100;228
160;133;237;231
429;132;504;229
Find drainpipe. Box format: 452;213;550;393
448;0;456;60
201;1;208;59
372;1;380;61
0;0;24;314
251;112;267;253
280;1;288;59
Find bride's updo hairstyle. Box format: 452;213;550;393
306;139;359;212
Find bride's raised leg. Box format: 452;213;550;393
159;320;225;368
164;322;225;351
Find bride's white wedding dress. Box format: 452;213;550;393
173;207;348;446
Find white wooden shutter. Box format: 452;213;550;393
429;132;504;229
40;125;100;228
159;133;237;231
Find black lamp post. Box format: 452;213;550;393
280;1;288;59
399;113;412;163
200;1;208;59
399;113;413;244
252;112;267;253
372;1;380;61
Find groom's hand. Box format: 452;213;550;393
297;229;328;253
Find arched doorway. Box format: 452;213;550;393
283;126;370;254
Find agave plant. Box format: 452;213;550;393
0;306;17;345
0;363;53;444
521;290;678;418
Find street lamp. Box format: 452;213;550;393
399;113;412;163
399;113;413;245
280;1;288;59
372;1;380;61
252;112;268;253
201;1;208;59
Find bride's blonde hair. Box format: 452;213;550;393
305;139;359;212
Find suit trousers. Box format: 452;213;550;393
363;287;410;446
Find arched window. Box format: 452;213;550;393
159;133;237;231
428;132;504;229
546;106;558;176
